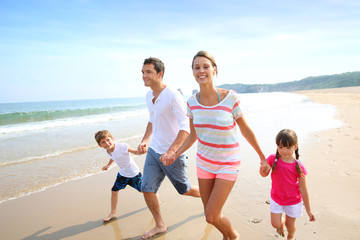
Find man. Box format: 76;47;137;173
138;57;200;239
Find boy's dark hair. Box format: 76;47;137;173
143;57;165;76
94;130;113;145
272;129;304;177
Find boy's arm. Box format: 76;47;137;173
299;176;316;221
102;159;114;171
128;147;141;155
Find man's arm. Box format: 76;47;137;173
160;90;190;164
138;122;152;154
161;119;197;166
160;130;189;166
167;129;189;154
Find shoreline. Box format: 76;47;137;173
0;86;359;239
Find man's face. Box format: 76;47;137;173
141;63;162;87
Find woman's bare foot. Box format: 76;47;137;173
103;213;117;222
141;226;167;239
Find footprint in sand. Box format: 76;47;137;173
250;218;262;224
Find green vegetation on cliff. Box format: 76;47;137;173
218;71;360;93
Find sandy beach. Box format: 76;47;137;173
0;86;359;240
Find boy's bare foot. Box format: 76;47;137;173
141;226;167;239
103;213;117;222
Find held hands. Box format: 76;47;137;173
259;165;271;177
259;159;271;177
160;150;177;166
137;143;147;154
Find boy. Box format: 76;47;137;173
95;130;144;222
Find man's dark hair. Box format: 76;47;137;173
143;57;165;76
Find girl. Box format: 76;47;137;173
260;129;315;240
162;50;270;240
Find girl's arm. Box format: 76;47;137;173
161;119;197;166
236;116;270;171
299;176;316;221
102;159;114;171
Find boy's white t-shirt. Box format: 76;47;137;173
106;143;140;178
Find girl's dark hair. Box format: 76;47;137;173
272;129;304;177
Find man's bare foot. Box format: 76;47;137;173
141;226;167;239
183;186;201;197
103;213;117;222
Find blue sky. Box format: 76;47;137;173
0;0;359;103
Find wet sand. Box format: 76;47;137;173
0;86;359;239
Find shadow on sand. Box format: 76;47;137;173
21;207;148;240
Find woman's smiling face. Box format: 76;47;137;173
192;56;217;85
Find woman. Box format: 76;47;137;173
162;51;270;239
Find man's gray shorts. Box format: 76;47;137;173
141;147;191;194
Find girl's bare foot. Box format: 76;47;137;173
103;213;117;222
222;230;239;240
276;226;285;237
141;226;167;239
233;230;240;240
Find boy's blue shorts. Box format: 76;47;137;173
111;172;142;192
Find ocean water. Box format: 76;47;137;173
0;92;342;203
0;97;149;203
